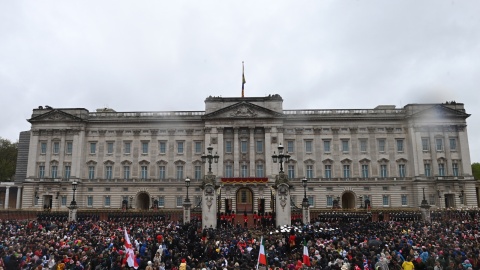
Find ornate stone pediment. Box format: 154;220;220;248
29;109;84;123
409;105;470;120
203;101;284;119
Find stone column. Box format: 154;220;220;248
16;187;22;209
302;200;310;225
233;128;239;176
4;187;10;209
249;127;255;176
202;174;217;229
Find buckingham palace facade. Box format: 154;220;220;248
9;94;476;212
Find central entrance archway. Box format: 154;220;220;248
136;192;150;210
236;187;253;213
341;191;356;209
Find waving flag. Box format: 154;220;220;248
303;239;311;266
242;61;246;97
256;236;267;269
124;228;139;269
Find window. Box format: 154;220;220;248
429;194;436;205
66;142;73;154
241;141;248;153
159;166;166;180
105;166;113;179
382;186;389;191
195;165;202;180
305;140;313;153
323;140;331;152
177;141;184;154
140;142;148;154
396;139;404;152
401;195;408;206
256;140;263;153
398;164;406;178
382;195;389;206
87;196;93;207
380;165;388;178
326;196;333;207
61;196;67;206
378;139;386;152
40;142;47;154
38;165;45;178
449;138;457;151
64;165;71;179
324;165;332;179
306;165;313;178
341;140;349;152
53;142;60;154
438;163;445;176
424;163;431;177
90;142;97;154
107;142;114;154
159;141;166;154
256;164;264;177
176;196;183;207
421;138;429;151
141;166;148;179
105;196;111;207
287;165;295;179
195;141;202;154
123;166;130;179
343;165;350;178
176;165;184;179
85;165;94;179
361;165;369;178
225;140;232;153
360;139;367;152
452;162;459;177
158;197;165;207
308;196;314;207
225;164;233;177
436;138;443;151
241;165;248;177
287;140;294;153
124;142;131;154
50;165;58;178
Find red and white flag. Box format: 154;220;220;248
303;239;311;266
124;228;139;269
256;236;267;269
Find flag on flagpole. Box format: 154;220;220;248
256;236;267;269
124;228;139;269
303;239;311;266
242;61;246;98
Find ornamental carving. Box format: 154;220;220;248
230;106;257;118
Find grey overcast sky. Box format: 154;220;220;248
1;1;479;162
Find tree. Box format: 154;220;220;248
0;137;17;181
473;163;480;180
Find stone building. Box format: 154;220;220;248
6;95;477;213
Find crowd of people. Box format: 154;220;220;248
1;209;480;270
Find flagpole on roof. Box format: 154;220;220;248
242;61;246;98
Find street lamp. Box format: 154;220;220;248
272;144;291;173
202;145;219;173
302;177;308;207
185;177;191;203
70;181;78;206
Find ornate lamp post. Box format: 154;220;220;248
301;177;310;224
68;181;78;222
201;145;220;229
272;144;292;227
272;144;291;173
183;177;192;224
420;187;431;222
202;145;219;173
